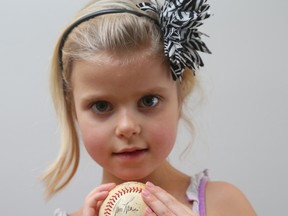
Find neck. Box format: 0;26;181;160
101;160;191;199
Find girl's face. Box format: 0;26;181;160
71;52;180;182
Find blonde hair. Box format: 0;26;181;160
42;0;196;199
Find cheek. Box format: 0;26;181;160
148;118;178;153
78;121;110;162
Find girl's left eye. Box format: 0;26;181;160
139;95;159;108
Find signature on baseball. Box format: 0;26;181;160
114;196;139;215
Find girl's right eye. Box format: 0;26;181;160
91;101;112;113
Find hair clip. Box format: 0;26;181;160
137;0;212;81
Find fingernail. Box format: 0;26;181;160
146;181;154;188
142;189;151;198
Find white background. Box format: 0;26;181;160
0;0;287;215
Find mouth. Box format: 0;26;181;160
112;148;148;160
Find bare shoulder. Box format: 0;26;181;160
205;181;256;216
69;208;82;216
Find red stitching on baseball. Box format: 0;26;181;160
103;185;143;216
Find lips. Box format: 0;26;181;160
115;147;147;154
112;147;148;160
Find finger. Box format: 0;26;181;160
142;184;175;215
86;182;116;199
143;182;193;216
83;183;116;216
145;207;157;216
85;183;116;208
84;191;110;216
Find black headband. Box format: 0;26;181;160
58;8;159;71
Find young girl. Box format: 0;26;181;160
43;0;256;215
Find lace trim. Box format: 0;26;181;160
186;169;209;215
54;208;68;216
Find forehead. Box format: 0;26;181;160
71;51;173;90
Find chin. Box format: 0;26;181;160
114;169;150;182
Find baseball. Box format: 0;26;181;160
99;181;148;216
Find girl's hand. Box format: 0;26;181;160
142;182;198;216
82;183;116;216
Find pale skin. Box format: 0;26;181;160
68;51;256;216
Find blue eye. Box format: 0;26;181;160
140;95;159;108
91;101;112;113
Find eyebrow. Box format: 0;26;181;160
133;86;172;97
79;86;170;101
141;86;169;93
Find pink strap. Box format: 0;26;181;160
198;175;208;216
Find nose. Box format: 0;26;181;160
115;110;141;139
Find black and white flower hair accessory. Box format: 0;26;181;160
137;0;211;81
